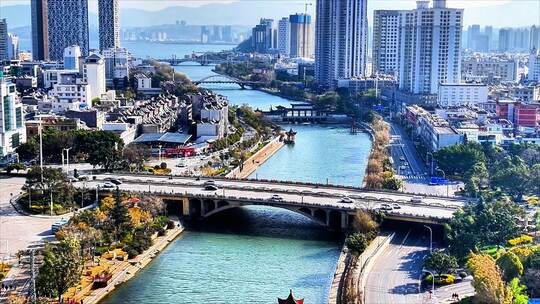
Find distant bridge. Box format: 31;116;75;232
193;75;268;89
75;174;471;231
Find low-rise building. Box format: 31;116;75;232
25;114;87;138
64;109;105;129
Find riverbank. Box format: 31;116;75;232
71;218;185;304
227;136;284;178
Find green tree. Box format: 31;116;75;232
345;233;371;256
424;251;459;275
15;138;38;161
522;268;540;297
497;251;524;282
509;278;528;304
6;163;25;173
445;200;524;259
122;144;151;172
491;163;530;199
464;162;489;196
36;238;83;301
434;143;486;176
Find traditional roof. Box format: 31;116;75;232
277;290;304;304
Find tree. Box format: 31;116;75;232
424;251;458;275
138;196;166;218
434;143;486;176
351;210;378;234
509;278;528;304
491;164;530;199
26;166;73;210
522;268;540;297
345;233;371;256
122;144;151;172
445;200;524;259
497;251;524;282
36;238;83;301
467;253;513;304
15;139;38;161
6;163;25;173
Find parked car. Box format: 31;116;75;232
203;180;216;186
399;156;405;162
380;203;393;211
411;196;424;203
392;203;401;209
270;194;283;201
340;196;354;203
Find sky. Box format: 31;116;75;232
0;0;539;27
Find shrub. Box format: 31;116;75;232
346;232;372;256
425;274;456;285
507;235;533;247
459;271;468;279
496;251;524;282
160;162;167;169
153;165;160;170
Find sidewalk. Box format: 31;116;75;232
228;137;284;179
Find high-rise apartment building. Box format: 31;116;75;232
0;73;26;157
289;14;313;58
98;0;120;51
63;45;81;70
398;0;463;95
31;0;49;60
315;0;368;89
372;10;402;76
0;19;8;61
252;19;274;53
528;47;540;82
531;25;540;49
277;17;290;56
102;47;130;87
7;34;19;60
47;0;89;61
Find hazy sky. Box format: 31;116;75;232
1;0;539;27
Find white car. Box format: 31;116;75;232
411;196;424;203
340;196;354;203
270;194;283;201
392;203;401;209
101;182;116;189
380;203;393;211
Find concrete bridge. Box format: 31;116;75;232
193;75;267;89
74;174;472;231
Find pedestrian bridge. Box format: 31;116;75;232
75;174;471;230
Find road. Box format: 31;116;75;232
364;230;428;304
388;123;462;197
75;174;468;222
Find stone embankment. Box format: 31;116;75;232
227;136;284;179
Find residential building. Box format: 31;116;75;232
65;109;105;129
528;47;540;82
496;100;540;128
98;0;120;50
42;69;79;89
0;74;26;157
252;19;274;53
398;0;463;95
0;19;7;61
47;0;89;60
47;72;91;112
372;10;402;76
102;47;129;87
289;14;313;58
461;56;518;84
7;34;19;60
31;0;49;60
83;53;106;100
437;83;488;107
277;17;290;56
405;105;463;151
531;25;540;49
26;114;87;138
315;0;368;89
63;45;82;71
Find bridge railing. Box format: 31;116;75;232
95;171;472;202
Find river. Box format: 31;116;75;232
102;44;371;303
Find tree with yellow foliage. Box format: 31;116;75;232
128;207;152;228
467;253;513;304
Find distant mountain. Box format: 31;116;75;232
0;2;304;29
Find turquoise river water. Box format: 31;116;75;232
102;44;372;303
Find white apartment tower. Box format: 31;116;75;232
315;0;368;89
528;47;540;82
83;53;106;100
98;0;121;50
372;10;403;76
278;17;290;56
398;0;463;95
0;73;26;157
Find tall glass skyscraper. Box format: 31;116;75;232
98;0;120;51
31;0;49;60
315;0;368;89
47;0;89;61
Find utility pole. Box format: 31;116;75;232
29;249;37;304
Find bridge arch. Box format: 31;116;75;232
200;202;333;228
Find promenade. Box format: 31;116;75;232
227;137;284;179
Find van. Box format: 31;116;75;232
411;196;424;203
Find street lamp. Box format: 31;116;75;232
436;167;449;197
423;225;433;253
62;147;72;175
426;152;434;176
